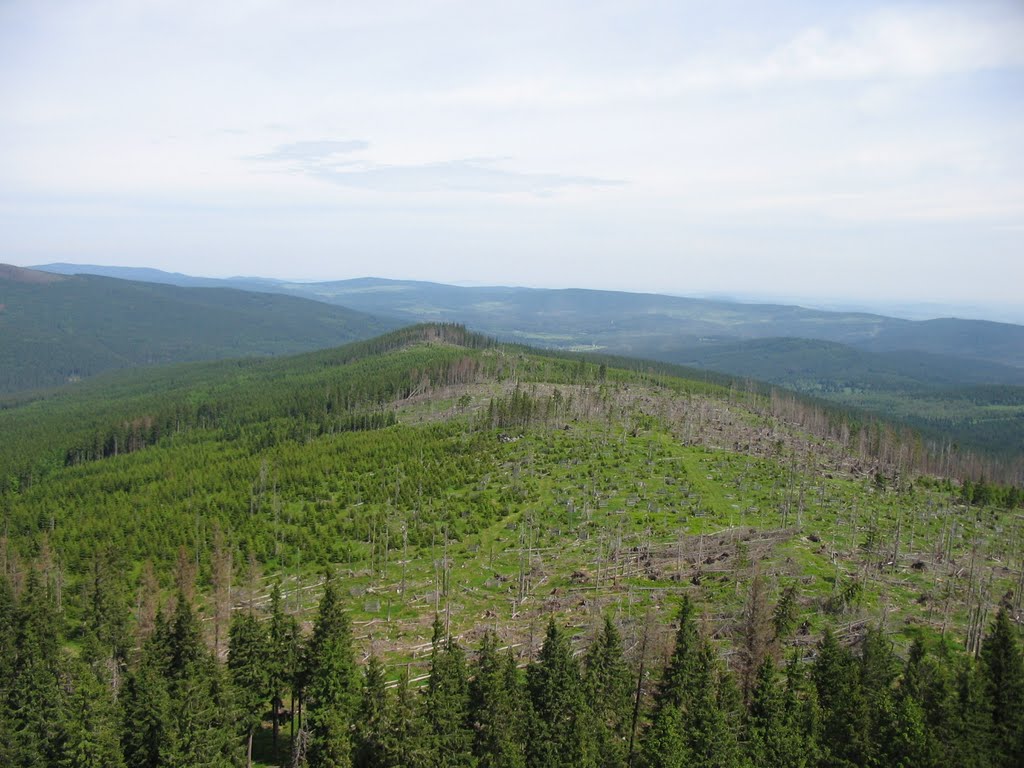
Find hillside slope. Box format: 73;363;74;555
0;264;397;393
30;265;1024;458
2;323;1019;635
35;266;1024;370
3;322;1022;766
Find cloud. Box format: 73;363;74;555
712;6;1024;86
254;140;622;195
253;140;370;164
430;5;1024;110
306;157;623;195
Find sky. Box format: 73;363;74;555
1;0;1023;315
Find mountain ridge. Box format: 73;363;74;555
22;262;1024;459
0;265;398;393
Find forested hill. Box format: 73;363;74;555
30;265;1024;459
0;264;397;393
1;323;1023;766
36;266;1024;368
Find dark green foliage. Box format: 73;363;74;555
0;268;395;394
122;650;173;768
8;571;65;768
980;609;1024;768
858;627;900;766
812;628;870;768
642;598;702;768
165;657;235;768
424;616;474;767
168;592;204;679
0;575;17;765
641;602;740;768
772;584;798;641
386;669;431;768
267;582;298;758
122;612;178;768
951;656;997;768
526;618;594;768
305;577;359;768
878;691;929;768
79;548;132;662
0;560;1017;768
583;617;632;768
745;657;810;768
469;632;525;768
122;594;235;768
353;657;390;768
228;612;268;766
900;639;954;767
59;658;127;768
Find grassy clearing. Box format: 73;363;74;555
232;409;1020;678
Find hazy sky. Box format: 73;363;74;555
2;0;1022;308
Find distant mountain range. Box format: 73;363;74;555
0;264;396;393
34;262;1024;374
18;262;1024;457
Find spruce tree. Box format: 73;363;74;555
167;590;204;680
878;690;928;768
353;656;390;768
714;664;743;767
424;616;474;767
638;598;737;768
166;656;235;768
949;654;996;768
59;658;127;768
169;594;234;766
267;582;298;759
583;617;631;768
980;608;1024;768
121;638;173;768
745;657;808;768
80;548;132;664
685;641;740;768
469;631;525;768
228;611;269;768
9;570;65;768
858;626;900;766
387;667;430;768
0;573;19;766
811;627;869;768
900;638;952;768
526;618;594;768
305;577;359;768
123;593;234;768
783;653;820;767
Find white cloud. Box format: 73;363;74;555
725;6;1024;85
252;140;623;195
253;140;370;164
306;157;623;195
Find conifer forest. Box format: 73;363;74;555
2;325;1022;767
